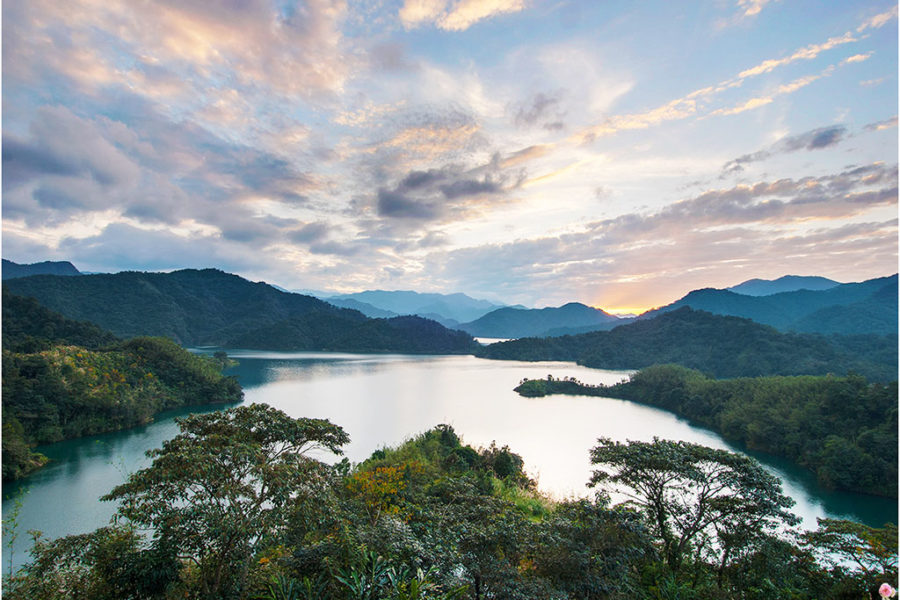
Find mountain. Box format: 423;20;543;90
2;291;243;481
326;290;507;324
3;269;479;353
476;307;897;381
459;302;622;338
728;275;841;296
325;298;398;319
2;259;81;279
642;274;897;336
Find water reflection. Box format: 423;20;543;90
3;352;896;575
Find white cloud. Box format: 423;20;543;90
399;0;524;31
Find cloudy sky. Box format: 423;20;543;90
3;0;897;312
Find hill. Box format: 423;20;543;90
476;307;897;381
325;289;507;324
459;302;622;338
324;297;398;318
3;269;479;353
2;259;81;279
2;292;243;481
728;275;840;296
642;274;897;336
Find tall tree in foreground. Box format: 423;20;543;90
588;437;800;578
102;404;349;599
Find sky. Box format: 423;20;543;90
2;0;897;313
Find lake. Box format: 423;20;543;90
3;351;897;573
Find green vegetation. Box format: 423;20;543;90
516;366;898;497
479;307;898;381
2;293;243;481
4;269;480;353
5;408;896;599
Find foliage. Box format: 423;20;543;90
478;307;897;381
803;518;898;581
2;294;244;481
611;366;897;496
589;437;799;574
6;420;895;600
102;404;349;599
2;289;118;353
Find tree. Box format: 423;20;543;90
588;437;799;576
803;518;898;582
102;404;349;599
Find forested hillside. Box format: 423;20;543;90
1;293;243;481
516;366;898;497
478;307;897;381
4;269;479;353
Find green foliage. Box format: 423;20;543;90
2;289;118;353
2;295;244;481
6;420;893;600
589;437;799;574
598;365;898;496
102;404;349;599
478;307;897;381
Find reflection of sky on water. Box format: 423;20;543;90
3;352;896;574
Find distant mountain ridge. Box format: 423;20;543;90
459;302;622;338
727;275;841;296
477;306;897;381
642;274;897;336
325;290;511;325
2;259;81;279
3;269;478;353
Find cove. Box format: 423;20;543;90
3;351;897;574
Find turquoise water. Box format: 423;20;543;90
3;351;896;573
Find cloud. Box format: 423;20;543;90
513;91;566;129
737;33;855;78
573;10;881;144
377;188;442;220
373;160;514;222
721;124;857;174
3;106;140;190
864;116;898;131
424;164;897;307
290;222;332;243
856;5;898;32
841;52;873;65
399;0;524;31
737;0;775;17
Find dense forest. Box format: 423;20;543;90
3;269;479;353
5;407;896;600
1;292;243;481
515;367;898;497
478;307;898;381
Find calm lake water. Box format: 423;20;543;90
3;351;897;573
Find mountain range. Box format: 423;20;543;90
323;290;514;327
726;275;841;296
476;306;897;382
458;302;623;338
3;269;478;353
644;274;897;336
